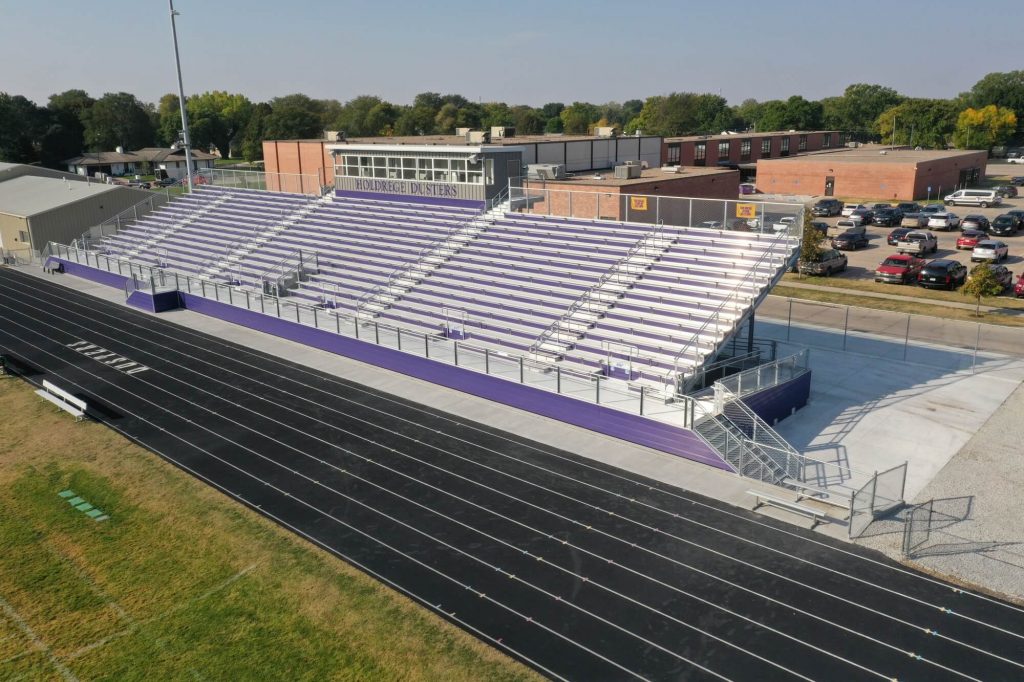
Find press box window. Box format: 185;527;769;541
694;142;706;166
666;144;680;164
717;141;730;160
740;139;751;159
761;139;772;157
798;135;808;151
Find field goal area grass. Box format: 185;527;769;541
0;378;538;682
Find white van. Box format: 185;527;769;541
943;189;1001;208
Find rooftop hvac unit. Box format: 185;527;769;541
594;126;616;138
490;126;515;139
467;130;490;144
614;164;642;179
455;127;471;136
527;163;567;180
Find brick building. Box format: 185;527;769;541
662;131;842;170
520;167;739;222
755;148;988;201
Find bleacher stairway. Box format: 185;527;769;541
123;192;233;259
201;194;328;279
355;200;511;318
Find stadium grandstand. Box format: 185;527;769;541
35;140;838;502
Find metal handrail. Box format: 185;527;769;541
529;219;671;354
355;207;490;317
665;228;797;389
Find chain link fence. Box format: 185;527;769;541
849;462;908;538
758;297;1024;372
510;185;804;234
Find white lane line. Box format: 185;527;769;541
0;594;79;682
7;272;1023;622
1;294;1017;676
0;327;668;682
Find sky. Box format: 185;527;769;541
0;0;1014;108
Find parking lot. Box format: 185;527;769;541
810;172;1024;293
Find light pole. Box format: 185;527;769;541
169;0;195;192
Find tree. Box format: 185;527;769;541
797;208;823;277
240;102;271;162
953;105;1017;150
753;96;822;131
874;99;959;149
365;101;399;136
510;105;543;134
82;92;155;151
964;71;1024;126
733;98;762;130
155;93;182;146
544;116;563;133
962;263;1005;316
42;90;93;166
333;95;385;137
540;102;564;120
263;94;324;140
0;93;43;163
559;102;598;134
188;91;253;157
831;83;903;136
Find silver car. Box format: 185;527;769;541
972;240;1009;262
927;212;960;231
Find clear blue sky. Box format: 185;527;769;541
1;0;1013;107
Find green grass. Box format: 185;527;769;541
0;380;540;682
781;272;1024;309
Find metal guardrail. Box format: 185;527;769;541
79;192;171;244
665;227;799;392
257;249;319;296
529;220;671;356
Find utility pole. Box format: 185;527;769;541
169;0;195;192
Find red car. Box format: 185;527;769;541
874;254;927;284
956;229;988;250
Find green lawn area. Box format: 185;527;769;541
773;276;1024;326
0;379;539;682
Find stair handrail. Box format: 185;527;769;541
664;229;797;392
355;205;492;317
528;219;672;354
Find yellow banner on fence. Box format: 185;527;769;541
736;203;757;219
629;196;648;211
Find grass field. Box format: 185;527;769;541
0;379;539;682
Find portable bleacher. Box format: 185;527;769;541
35;380;87;421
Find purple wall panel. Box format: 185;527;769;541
52;258;131;289
335;189;485;210
126;290;181;313
180;293;729;470
741;371;812;426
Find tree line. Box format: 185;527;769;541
1;72;1022;169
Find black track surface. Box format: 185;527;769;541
1;267;1022;681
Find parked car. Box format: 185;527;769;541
926;212;960;231
920;204;944;215
895;230;938;256
1008;157;1024;165
887;227;913;246
956;229;989;250
1015;273;1024;297
874;254;926;284
811;198;842;216
967;263;1013;291
896;202;923;214
698;220;723;229
918;259;967;290
155;177;177;187
1011;176;1024;185
972;240;1009;262
809;221;829;236
799;248;848;276
960;214;990;232
832;230;870;250
841;203;866;217
833;219;865;235
127;179;151;189
990;214;1018;236
869;203;892;211
739;182;757;195
773;216;798;232
1004;209;1024;229
993;184;1019;198
900;212;928;228
849;208;875;226
872;207;903;227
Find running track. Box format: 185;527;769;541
1;267;1022;681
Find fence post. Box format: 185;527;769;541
595;377;601;404
454;341;459;365
903;315;911;361
640;386;645;415
843;306;850;350
556;367;561;393
313;307;318;328
485;348;490;374
519;357;524;383
424;334;430;358
397;329;402;350
973;323;981;372
786;299;793;342
374;323;380;345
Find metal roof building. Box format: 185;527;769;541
0;174;153;258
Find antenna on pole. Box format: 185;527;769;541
169;0;195;193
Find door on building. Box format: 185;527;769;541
824;176;835;196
